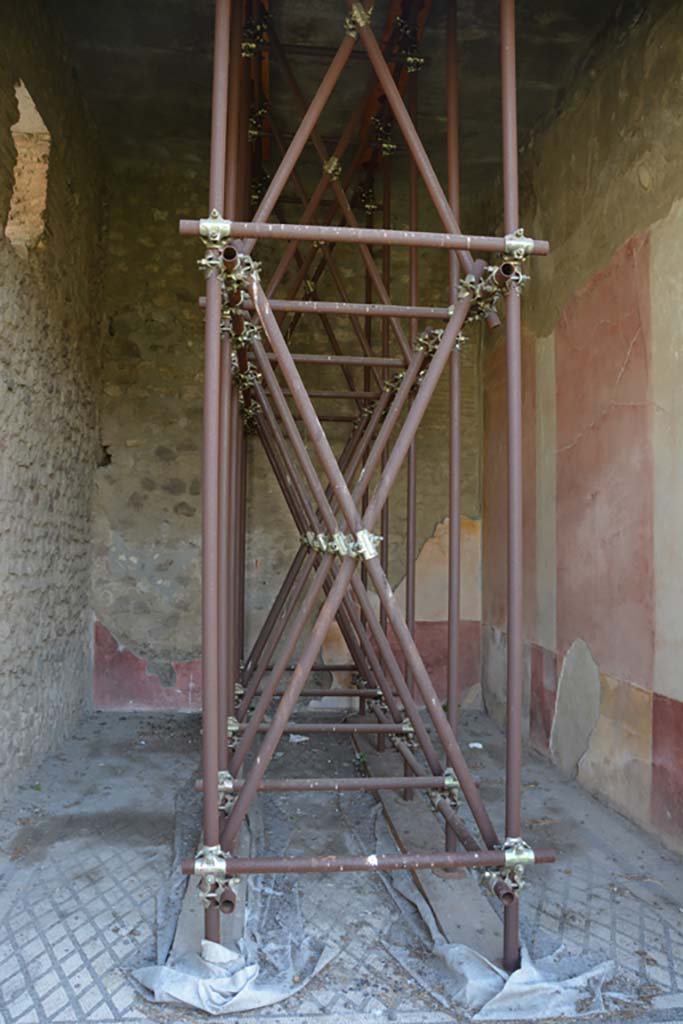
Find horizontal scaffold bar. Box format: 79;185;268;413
266;353;405;367
180;216;550;255
252;299;451;320
196;774;449;793
241;722;412;735
183;848;556;877
252;688;381;698
279;389;380;400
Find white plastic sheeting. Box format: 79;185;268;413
135;799;636;1018
378;818;632;1021
134;937;336;1015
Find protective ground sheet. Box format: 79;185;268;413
373;812;638;1020
133;806;339;1015
134;753;642;1020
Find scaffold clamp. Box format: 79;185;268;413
218;770;237;813
199;210;232;245
194;845;241;911
503;836;535;869
345;2;373;36
504;228;535;260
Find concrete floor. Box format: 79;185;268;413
0;708;682;1024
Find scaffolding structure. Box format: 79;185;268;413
180;0;554;972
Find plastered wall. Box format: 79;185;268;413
481;0;683;851
0;4;103;802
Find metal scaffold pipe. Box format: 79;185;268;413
178;0;552;964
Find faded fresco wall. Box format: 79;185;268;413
0;5;103;802
481;0;683;851
92;155;484;709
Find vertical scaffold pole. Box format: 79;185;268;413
446;0;461;854
404;76;419;799
202;0;232;944
501;0;524;973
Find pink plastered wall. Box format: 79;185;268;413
482;232;683;846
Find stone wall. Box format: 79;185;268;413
91;154;485;709
0;4;103;802
481;0;683;851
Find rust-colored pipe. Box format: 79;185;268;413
263;14;374;297
239;415;365;692
256;424;388;706
221;558;358;850
370;703;517;907
245;722;412;735
404;76;419;797
277;389;380;400
252;687;380;699
379;157;391;730
265;352;405;367
237;393;389;722
244;31;358;239
446;0;462;855
501;0;524;975
251;381;401;719
228;383;242;719
237;401;385;722
197;775;448;793
199;0;232;946
241;546;308;682
251;283;499;848
250;357;444;772
262;18;411;361
223;340;435;815
216;37;243;737
249;377;436;759
347;4;503;330
179;217;549;255
250;298;452;321
183;848;555;878
216;347;232;776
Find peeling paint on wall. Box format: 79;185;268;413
321;516;484;706
550;639;601;780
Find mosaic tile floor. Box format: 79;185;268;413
0;710;682;1024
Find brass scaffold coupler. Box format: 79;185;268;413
301;529;382;561
323;156;342;181
229;320;262;351
428;767;461;813
198;210;232;275
241;16;268;58
479;837;536;901
503;227;535;261
226;715;240;748
400;717;417;748
193;844;239;913
344;2;373;37
458;261;529;323
248;104;268;143
218;770;237;813
371;115;397;157
415;326;443;356
395;17;424;74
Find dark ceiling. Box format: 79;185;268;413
45;1;626;203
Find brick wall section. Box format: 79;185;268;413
0;5;103;802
